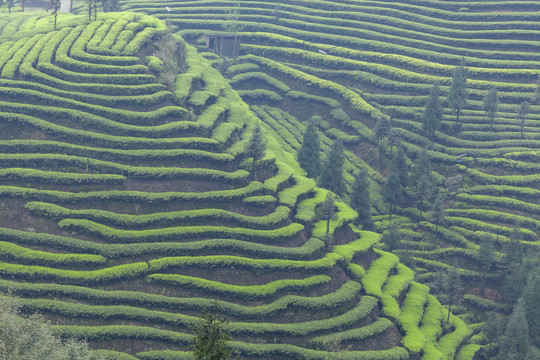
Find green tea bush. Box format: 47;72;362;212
148;274;330;299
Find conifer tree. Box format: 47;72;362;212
381;223;400;251
48;0;61;31
298;120;321;178
244;123;266;181
441;266;462;323
447;63;468;132
382;155;403;221
319;140;345;194
483;312;504;353
393;146;409;188
316;192;338;239
191;308;231;360
496;299;530;360
387;128;401;156
422;83;443;146
504;262;528;304
518;100;531;139
410;172;435;217
374;116;392;169
523;267;540;341
350;169;373;230
482;87;499;132
7;0;13;14
429;190;447;231
409;148;431;188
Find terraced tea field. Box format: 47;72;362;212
0;9;477;360
112;0;540;329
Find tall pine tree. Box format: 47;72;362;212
191;307;231;360
496;299;530;360
319;140;345;194
244;123;266;181
350;169;373;230
482;87;499;132
298;120;321;177
383;155;403;221
447;63;468;133
393;146;409;188
422;83;443;146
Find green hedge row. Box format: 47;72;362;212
335;231;379;262
286;90;341;108
0;154;243;181
398;281;429;353
231;71;290;92
82;20;139;65
242;195;277;206
0;261;148;285
0;87;183;126
437;313;471;360
0;241;105;267
227;296;378;336
457;165;540;186
58;219;304;244
0;79;169;108
361;248;399;298
1;34;45;79
0;278;361;319
36;28;154;85
0;140;234;163
56;324;410;359
445;208;540;231
16;291;373;337
0;225;325;260
0;112;218;150
26;202;290;230
237;30;540;79
0;39;26;75
225;62;260;76
55;25;148;75
148;253;341;273
413;258;489;280
381;263;415;319
278;175;315;207
466;184;540;199
148;273;330;300
0;181;263;204
463;294;510;313
237;89;283;101
309;317;393;348
91;19;128;54
311;202;357;240
419;295;443;348
242;54;384;133
455;193;540;216
176;18;540;65
296;188;327;222
0;167;126;185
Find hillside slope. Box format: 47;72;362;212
0;11;472;360
110;0;540;342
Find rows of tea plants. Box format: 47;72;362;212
0;10;466;360
111;0;540;356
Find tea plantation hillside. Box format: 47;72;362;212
0;10;476;360
102;0;540;354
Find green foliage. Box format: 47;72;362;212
350;169;373;230
446;64;468;131
0;295;104;360
361;248;399;298
422;83;443;141
319;140;345;194
191;308;231;360
297;119;321;177
496;299;530;360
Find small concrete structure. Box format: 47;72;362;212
203;34;241;57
